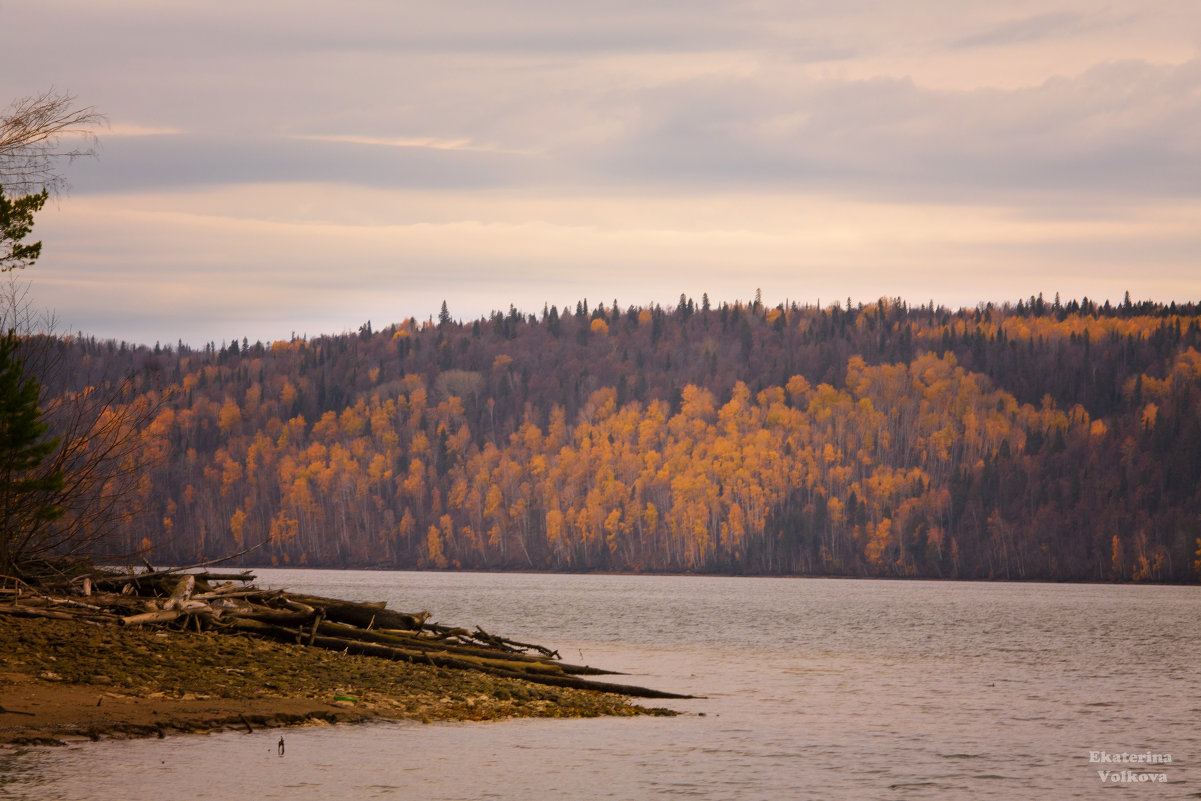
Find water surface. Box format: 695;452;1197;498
3;572;1197;799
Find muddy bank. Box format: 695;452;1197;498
0;615;674;746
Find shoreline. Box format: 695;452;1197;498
219;563;1200;587
0;615;675;747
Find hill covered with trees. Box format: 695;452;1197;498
50;293;1201;582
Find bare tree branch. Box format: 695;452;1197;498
0;89;107;197
0;277;166;579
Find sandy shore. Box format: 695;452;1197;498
0;615;672;745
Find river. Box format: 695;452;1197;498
2;571;1198;799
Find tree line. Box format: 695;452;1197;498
42;293;1201;582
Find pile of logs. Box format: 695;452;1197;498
0;567;689;700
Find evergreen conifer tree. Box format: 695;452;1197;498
0;328;64;573
0;185;47;272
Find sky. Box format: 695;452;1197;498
2;0;1199;346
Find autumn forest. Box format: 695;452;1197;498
50;294;1201;582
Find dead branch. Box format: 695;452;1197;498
0;89;106;197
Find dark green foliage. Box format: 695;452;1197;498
0;329;64;573
0;186;48;272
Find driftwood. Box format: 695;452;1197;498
89;540;265;594
194;571;256;583
162;575;195;611
2;568;692;701
286;594;428;631
0;604;80;621
120;609;183;627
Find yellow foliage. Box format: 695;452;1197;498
865;518;891;566
218;397;241;435
230;508;247;547
1174;347;1201;382
340;402;367;438
680;385;716;420
426;525;448;568
545;508;565;547
785;374;811;404
279;380;297;408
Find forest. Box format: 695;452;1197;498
46;292;1201;582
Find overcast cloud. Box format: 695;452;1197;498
2;0;1198;345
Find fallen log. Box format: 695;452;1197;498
0;604;80;621
89;541;267;591
482;668;697;700
225;620;690;700
162;575;195;611
192;586;265;601
472;626;560;659
311;620;617;675
287;594;427;631
222;601;314;626
194;571;256;582
309;633;692;699
120;609;184;627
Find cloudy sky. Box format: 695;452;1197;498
3;1;1199;346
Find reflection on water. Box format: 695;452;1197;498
3;573;1199;800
